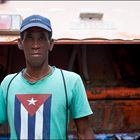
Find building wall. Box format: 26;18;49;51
0;1;140;39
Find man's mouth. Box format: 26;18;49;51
31;52;41;57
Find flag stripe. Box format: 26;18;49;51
14;97;21;139
28;112;36;139
35;105;43;139
20;104;28;139
43;96;52;139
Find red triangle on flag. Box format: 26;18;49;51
16;94;51;116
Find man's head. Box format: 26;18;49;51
18;15;54;67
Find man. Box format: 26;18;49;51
0;15;94;139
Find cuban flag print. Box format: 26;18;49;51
14;94;52;139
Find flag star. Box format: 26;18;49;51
27;97;37;106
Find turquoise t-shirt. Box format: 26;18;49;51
0;67;93;139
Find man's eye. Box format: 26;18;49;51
39;36;46;41
27;36;32;39
24;34;33;40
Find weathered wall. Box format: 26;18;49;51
0;1;140;39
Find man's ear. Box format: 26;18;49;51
49;39;54;52
17;38;23;50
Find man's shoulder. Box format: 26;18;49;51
55;67;81;85
1;73;18;85
3;73;18;80
56;67;80;79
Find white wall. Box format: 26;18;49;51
0;1;140;40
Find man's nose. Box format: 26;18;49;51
32;39;40;48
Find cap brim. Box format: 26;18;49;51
20;22;52;33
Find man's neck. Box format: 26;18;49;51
23;65;51;83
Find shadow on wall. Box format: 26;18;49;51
0;64;6;81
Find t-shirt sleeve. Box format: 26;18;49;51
70;75;93;119
0;85;7;124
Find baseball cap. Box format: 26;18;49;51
20;15;52;36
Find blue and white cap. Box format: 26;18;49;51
20;15;52;37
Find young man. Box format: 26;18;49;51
0;15;94;139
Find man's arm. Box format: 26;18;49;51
74;116;95;139
0;86;7;124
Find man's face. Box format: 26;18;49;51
21;27;53;67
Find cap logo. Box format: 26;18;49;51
30;18;42;22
